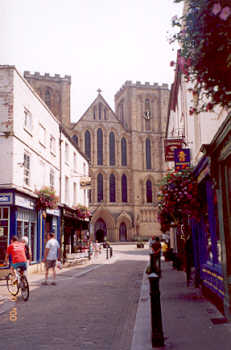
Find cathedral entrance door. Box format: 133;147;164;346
95;218;107;242
119;222;127;241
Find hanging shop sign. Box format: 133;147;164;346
174;148;191;171
164;139;184;161
80;176;91;189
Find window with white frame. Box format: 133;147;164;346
24;108;33;133
65;176;69;204
39;124;46;146
24;152;30;186
65;142;69;163
40;161;46;187
50;135;56;155
73;182;77;205
73;152;77;171
50;169;55;190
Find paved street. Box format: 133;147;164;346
0;244;148;350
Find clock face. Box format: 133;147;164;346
144;111;151;120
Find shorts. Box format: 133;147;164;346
46;260;56;269
12;262;27;271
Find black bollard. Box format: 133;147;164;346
106;247;109;259
110;247;113;258
148;273;164;348
88;249;91;261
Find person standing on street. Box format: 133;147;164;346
42;230;61;286
151;236;162;275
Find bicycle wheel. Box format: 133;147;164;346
6;273;19;296
20;275;29;301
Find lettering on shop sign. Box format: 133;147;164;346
0;193;12;203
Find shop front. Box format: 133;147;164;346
0;190;38;276
192;155;224;311
204;113;231;320
62;206;90;262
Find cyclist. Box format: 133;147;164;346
4;236;27;276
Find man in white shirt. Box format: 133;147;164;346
42;230;61;285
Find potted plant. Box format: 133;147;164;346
170;0;231;113
35;187;59;214
74;204;91;220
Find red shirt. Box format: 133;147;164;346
7;242;27;264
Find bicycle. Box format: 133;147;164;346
6;266;30;301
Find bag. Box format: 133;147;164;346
57;261;62;270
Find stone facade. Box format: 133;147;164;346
24;71;71;129
25;73;169;242
70;81;169;242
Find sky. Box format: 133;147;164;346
0;0;183;122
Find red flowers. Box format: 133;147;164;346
36;187;59;210
158;169;201;232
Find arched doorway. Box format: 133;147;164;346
95;218;107;242
119;222;127;241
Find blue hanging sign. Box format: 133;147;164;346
174;149;190;171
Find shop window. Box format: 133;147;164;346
0;207;9;264
17;209;37;262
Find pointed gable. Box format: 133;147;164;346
71;91;122;129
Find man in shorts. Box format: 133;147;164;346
43;230;61;285
4;236;27;276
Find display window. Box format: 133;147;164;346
17;209;37;262
0;207;10;264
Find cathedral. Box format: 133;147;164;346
24;72;169;242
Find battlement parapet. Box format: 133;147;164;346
115;80;169;98
24;71;71;83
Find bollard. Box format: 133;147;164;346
88;249;91;261
150;252;161;276
106;246;109;259
110;247;113;258
148;273;164;348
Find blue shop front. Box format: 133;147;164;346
192;155;224;312
0;189;61;269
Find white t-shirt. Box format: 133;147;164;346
46;238;60;261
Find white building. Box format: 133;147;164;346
0;65;89;268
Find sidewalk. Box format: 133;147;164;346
0;249;117;315
131;260;231;350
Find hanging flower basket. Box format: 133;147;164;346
73;204;91;220
35;187;59;211
157;168;201;232
170;0;231;112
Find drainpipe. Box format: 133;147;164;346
59;125;64;261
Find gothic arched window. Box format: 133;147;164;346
121;174;127;202
146;180;153;203
109;132;115;166
98;103;102;120
97;173;103;202
72;135;78;145
93;106;96;120
121;137;127;166
85;130;91;160
97;128;103;165
109;174;116;202
146;138;151;169
45;88;52;108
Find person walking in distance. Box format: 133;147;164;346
151;236;162;275
42;230;61;285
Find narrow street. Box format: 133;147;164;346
0;245;148;350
